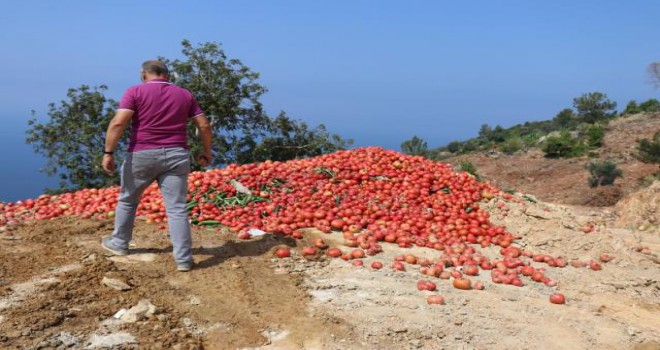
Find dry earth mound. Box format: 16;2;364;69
615;181;660;231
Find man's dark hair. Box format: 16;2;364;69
141;60;169;76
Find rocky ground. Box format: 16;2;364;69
1;185;658;349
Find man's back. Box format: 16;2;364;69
119;79;203;152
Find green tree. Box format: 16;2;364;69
252;112;352;162
639;98;660;113
478;124;507;143
446;141;462;154
478;124;492;139
586;124;605;148
460;139;479;153
542;131;585;158
636;132;660;163
553;108;575;128
573;92;617;124
490;125;507;143
586;161;623;187
401;136;429;156
500;137;523;154
26;85;121;190
622;100;641;115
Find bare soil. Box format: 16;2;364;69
1;188;659;349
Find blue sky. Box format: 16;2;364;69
0;0;658;201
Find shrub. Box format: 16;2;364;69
500;137;523;154
521;133;541;150
400;136;428;157
460;140;478;154
640;172;660;187
586;161;623;187
586;124;605;148
622;100;641;115
553;108;576;128
446;141;462;154
639;98;660;113
636;132;660;163
542;132;585;158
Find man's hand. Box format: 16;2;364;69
103;109;133;175
102;154;116;174
192;115;213;168
197;152;212;167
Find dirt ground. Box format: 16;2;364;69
446;113;660;206
1;186;659;349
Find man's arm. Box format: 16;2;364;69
102;109;134;174
192;114;213;167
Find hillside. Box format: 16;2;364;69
1;147;659;349
444;113;660;207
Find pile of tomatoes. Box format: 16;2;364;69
2;147;599;304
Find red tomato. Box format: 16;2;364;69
549;293;566;304
274;248;291;258
427;295;445;305
452;278;472;290
326;248;342;258
371;261;383;270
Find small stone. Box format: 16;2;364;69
121;299;156;323
102;276;132;291
110;253;157;263
181;318;194;328
87;332;137;348
57;332;79;347
82;253;98;263
157;314;170;322
188;295;201;305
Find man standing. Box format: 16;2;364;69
101;60;212;272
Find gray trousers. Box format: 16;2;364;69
109;147;192;264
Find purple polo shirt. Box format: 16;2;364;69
118;78;204;152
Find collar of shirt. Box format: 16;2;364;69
145;78;171;84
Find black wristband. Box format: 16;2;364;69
104;151;114;155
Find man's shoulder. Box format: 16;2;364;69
170;84;193;93
170;84;196;98
123;84;141;94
